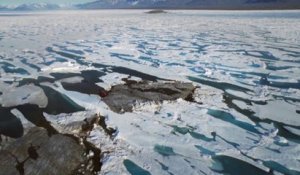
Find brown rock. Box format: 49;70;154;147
0;150;20;175
1;127;96;175
103;81;196;113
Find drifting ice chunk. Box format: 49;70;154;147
0;84;48;108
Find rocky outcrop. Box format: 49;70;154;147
0;127;96;175
103;81;196;113
0;111;119;175
0;110;120;175
0;150;20;175
146;9;167;14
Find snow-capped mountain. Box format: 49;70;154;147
0;3;61;11
14;3;60;11
0;5;10;11
78;0;300;9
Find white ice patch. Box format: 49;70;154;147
97;73;128;91
41;61;81;73
252;100;300;127
59;76;84;84
0;84;48;108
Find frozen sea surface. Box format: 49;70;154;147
0;10;300;175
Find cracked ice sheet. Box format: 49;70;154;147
111;102;299;174
51;83;299;174
1;10;300;175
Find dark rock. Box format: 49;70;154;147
24;134;85;175
0;127;99;175
103;81;196;113
0;150;20;175
27;144;39;160
98;115;117;137
146;9;167;14
5;127;49;161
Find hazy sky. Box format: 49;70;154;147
0;0;94;6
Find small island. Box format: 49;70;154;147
145;9;167;14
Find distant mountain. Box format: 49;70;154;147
0;3;61;11
14;3;60;11
0;5;10;11
77;0;140;9
78;0;300;9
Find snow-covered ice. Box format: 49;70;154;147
0;10;300;175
